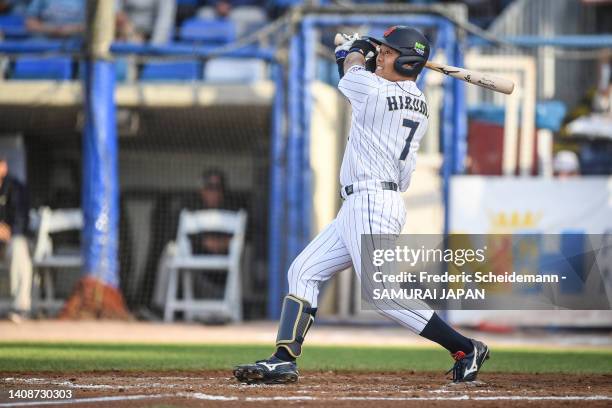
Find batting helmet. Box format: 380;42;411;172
369;26;430;77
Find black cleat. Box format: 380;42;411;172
447;339;490;383
233;356;299;385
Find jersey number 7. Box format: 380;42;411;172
400;119;419;161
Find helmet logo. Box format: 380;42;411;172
414;41;426;56
384;26;397;37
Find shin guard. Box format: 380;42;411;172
275;295;316;358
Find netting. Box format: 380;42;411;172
0;57;273;320
1;1;610;324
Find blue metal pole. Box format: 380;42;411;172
82;59;119;287
285;33;302;299
439;21;458;322
308;14;446;27
453;37;467;175
440;22;455;237
301;18;317;247
267;61;286;319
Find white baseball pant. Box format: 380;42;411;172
287;188;434;333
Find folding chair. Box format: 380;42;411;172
32;207;82;313
163;209;247;322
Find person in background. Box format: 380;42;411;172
152;168;235;312
0;0;30;15
212;0;231;19
116;0;176;44
0;156;32;323
0;1;10;13
194;168;231;255
553;150;581;178
175;0;203;27
25;0;84;38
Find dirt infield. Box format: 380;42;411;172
1;371;611;407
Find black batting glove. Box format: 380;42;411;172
336;58;346;79
365;57;377;73
348;39;377;57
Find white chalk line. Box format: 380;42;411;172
2;377;202;391
2;378;611;405
2;393;612;406
0;393;175;407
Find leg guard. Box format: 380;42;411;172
275;294;316;358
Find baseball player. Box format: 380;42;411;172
233;26;489;385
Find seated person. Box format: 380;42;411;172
553;150;580;179
116;0;176;44
25;0;84;38
191;169;232;255
152;168;238;311
0;0;30;15
213;0;231;19
0;156;32;323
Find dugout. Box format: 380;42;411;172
0;77;275;318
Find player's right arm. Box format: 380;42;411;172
337;40;381;110
343;52;365;72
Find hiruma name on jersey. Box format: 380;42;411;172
372;288;485;300
386;96;429;117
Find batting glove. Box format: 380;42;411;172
334;32;360;61
348;38;377;58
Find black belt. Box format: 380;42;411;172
343;181;398;198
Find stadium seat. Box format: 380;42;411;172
12;57;73;80
179;18;236;45
114;58;130;82
204;58;266;83
229;6;267;38
0;13;27;38
270;0;302;6
196;6;215;19
140;60;202;81
32;207;83;314
158;209;247;322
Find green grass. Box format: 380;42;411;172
0;343;610;374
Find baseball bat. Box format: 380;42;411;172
422;61;515;95
333;33;515;95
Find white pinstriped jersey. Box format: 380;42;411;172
337;65;429;192
284;65;434;334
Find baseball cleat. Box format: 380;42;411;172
447;339;490;383
233;356;299;385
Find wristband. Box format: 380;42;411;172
348;48;365;56
335;49;349;60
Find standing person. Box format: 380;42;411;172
0;156;32;323
233;27;489;384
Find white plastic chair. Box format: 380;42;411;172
229;6;267;38
196;6;215;19
163;209;247;322
32;207;83;313
204;58;267;83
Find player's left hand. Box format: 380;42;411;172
334;32;361;61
